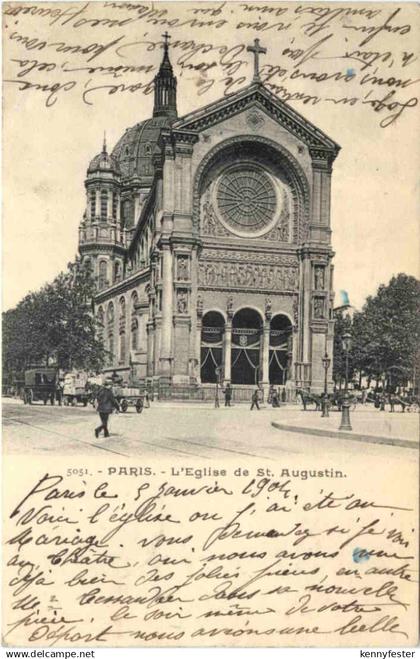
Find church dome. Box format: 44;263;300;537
88;138;120;175
111;116;172;179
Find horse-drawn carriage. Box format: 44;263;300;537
297;388;358;412
388;393;419;412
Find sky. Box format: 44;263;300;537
3;0;419;312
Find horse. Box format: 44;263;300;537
297;388;322;411
389;394;407;412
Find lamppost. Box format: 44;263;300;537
215;366;222;408
321;351;331;417
339;332;352;431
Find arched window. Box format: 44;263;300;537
119;297;126;364
100;190;108;221
114;261;121;284
107;302;114;366
107;301;114;327
108;336;114;366
122;200;131;227
131;292;139;351
119;297;126;333
201;311;225;383
90;190;96;218
99;260;107;290
231;308;263;385
269;314;293;385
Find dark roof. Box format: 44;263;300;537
111;116;172;178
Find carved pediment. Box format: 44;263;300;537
174;83;340;157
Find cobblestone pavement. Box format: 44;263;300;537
2;399;418;465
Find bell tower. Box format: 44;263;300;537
78;135;126;291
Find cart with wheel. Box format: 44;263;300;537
113;386;144;413
22;368;57;405
63;371;91;406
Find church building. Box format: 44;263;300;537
78;36;340;396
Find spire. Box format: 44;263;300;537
153;32;177;119
102;131;107;154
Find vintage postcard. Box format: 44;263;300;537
2;0;419;650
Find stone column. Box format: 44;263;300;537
195;316;202;384
224;321;232;383
309;149;333;243
107;189;112;219
189;248;199;380
301;250;312;363
95;189;100;220
262;321;270;391
86;191;91;220
146;321;154;377
159;244;173;377
117;193;121;222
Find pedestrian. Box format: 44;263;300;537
272;389;279;408
250;387;260;411
94;380;120;438
144;390;150;408
224;383;232;407
56;381;64;406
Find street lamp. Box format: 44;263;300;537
321;351;331;417
214;365;222;408
339;332;352;431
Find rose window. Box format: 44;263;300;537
216;165;277;234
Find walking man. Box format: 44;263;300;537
95;380;120;438
250;387;260;411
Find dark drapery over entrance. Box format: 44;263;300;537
269;314;292;385
201;311;224;383
232;308;262;384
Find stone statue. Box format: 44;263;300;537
202;199;217;236
313;297;325;319
227;295;234;318
265;297;272;320
287;268;298;289
314;266;325;290
178;256;189;280
279;221;289;241
177;290;188;314
293;296;299;331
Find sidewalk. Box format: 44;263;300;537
270;407;419;449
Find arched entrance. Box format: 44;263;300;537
201;311;225;383
269;314;293;384
232;308;262;385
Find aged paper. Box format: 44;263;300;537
2;0;420;649
3;453;419;646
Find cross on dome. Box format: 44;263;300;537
247;38;267;83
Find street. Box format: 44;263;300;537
2;398;418;465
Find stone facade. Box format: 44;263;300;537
78;39;340;394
